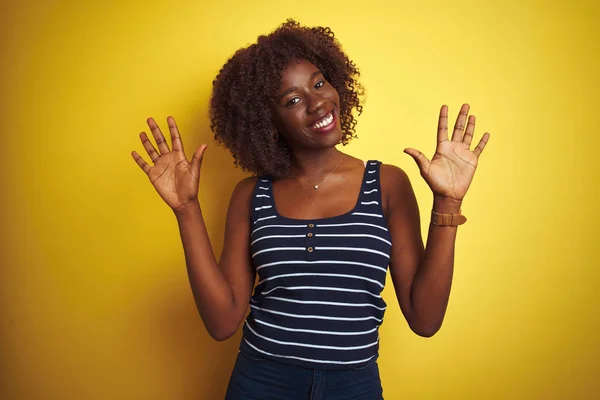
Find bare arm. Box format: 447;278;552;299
382;165;460;337
382;103;490;337
174;178;256;341
131;116;255;341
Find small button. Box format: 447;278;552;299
307;247;314;252
308;223;315;228
307;232;314;238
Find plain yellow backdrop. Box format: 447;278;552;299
1;0;598;399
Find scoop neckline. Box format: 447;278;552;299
269;160;372;223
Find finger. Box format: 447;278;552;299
131;151;152;175
190;144;208;174
473;132;490;157
437;105;449;143
167;116;185;153
140;132;161;163
403;148;431;174
147;117;171;154
463;115;476;147
451;103;470;142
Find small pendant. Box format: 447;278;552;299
314;185;319;190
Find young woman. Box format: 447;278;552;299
131;19;490;400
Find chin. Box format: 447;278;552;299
331;131;344;146
310;129;342;148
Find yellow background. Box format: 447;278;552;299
1;0;598;399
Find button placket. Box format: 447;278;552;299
305;223;316;260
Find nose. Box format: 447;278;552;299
306;92;326;115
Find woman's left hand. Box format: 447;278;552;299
404;104;490;201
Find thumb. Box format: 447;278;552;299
191;144;208;174
403;148;430;173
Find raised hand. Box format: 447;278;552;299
403;104;490;201
131;116;207;211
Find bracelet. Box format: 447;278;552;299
431;209;467;226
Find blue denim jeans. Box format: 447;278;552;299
224;351;384;400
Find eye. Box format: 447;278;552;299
286;97;300;106
315;80;325;89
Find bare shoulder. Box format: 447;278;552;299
228;176;258;212
379;163;416;215
233;176;258;196
380;163;412;191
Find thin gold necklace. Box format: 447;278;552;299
293;153;344;190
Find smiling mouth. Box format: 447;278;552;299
310;111;335;130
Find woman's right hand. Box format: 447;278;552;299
131;116;207;212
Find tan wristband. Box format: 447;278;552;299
431;209;467;226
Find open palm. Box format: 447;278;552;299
131;117;207;211
404;104;490;201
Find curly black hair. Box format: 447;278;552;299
208;19;364;179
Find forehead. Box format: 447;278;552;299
279;59;321;87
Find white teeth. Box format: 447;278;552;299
312;112;334;129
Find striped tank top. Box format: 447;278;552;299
239;160;392;369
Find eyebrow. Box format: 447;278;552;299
277;70;323;101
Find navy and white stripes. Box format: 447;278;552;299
240;160;392;369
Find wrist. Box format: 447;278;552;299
173;199;201;219
432;195;463;213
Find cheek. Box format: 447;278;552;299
273;109;295;130
333;88;341;102
280;109;305;130
326;91;341;108
325;82;340;98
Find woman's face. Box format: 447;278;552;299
271;59;342;150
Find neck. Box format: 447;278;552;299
290;147;342;180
